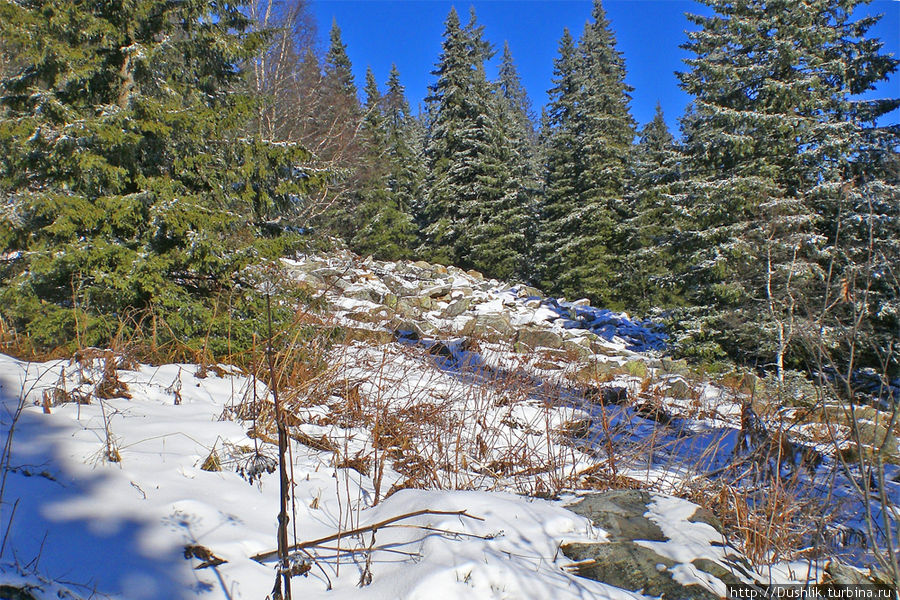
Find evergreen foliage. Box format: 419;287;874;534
421;8;534;280
350;66;419;260
0;0;322;356
621;103;685;312
316;19;363;239
538;0;635;306
674;0;899;372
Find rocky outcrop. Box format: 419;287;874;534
562;490;759;599
283;251;666;377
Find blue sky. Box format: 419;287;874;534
310;0;900;132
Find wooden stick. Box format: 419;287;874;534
251;509;483;563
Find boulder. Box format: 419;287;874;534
516;285;544;299
516;326;565;351
421;283;452;298
566;490;665;542
562;541;718;600
382;272;418;297
461;313;513;342
660;377;692;399
442;296;470;318
562;490;756;598
345;307;390;324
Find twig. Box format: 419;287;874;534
251;509;483;563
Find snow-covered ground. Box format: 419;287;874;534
1;252;894;598
0;346;819;600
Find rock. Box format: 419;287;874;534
687;507;724;535
461;313;513;342
345;307;390;324
421;283;451;298
0;585;39;600
660;377;692;399
524;298;542;309
588;336;629;357
821;404;900;463
382;293;399;309
574;360;619;385
517;285;544;299
414;295;436;310
562;338;593;359
442;296;470;318
571;298;591;307
566;490;665;542
691;558;744;586
563;491;753;598
661;358;691;376
382;272;418;296
345;286;380;303
466;269;484;280
342;328;395;345
516;326;565;351
823;562;877;586
562;542;717;600
392;320;434;341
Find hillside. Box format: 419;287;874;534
1;251;894;599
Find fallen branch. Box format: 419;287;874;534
251;509;484;563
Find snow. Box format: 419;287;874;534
1;253;893;598
0;352;654;599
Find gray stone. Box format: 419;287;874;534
461;313;513;341
687;507;724;535
517;286;544;299
516;327;565;351
566;490;665;542
442;296;470;318
660;377;693;399
562;339;593;359
382;272;418;296
345;308;390;324
562;542;717;600
421;283;452;298
345;286;380;303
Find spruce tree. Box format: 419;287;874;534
675;0;898;372
538;28;581;294
538;0;635;305
0;0;319;354
351;67;418;260
421;9;534;280
622;103;685;311
493;41;541;280
316;20;363;238
421;8;494;269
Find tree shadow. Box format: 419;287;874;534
0;362;199;599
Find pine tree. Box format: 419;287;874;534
421;9;534;280
316;19;363;238
381;64;424;256
538;0;635;305
675;0;898;372
538;28;581;294
621;103;685;311
0;0;319;354
422;7;495;267
350;67;418;260
493;41;541;279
